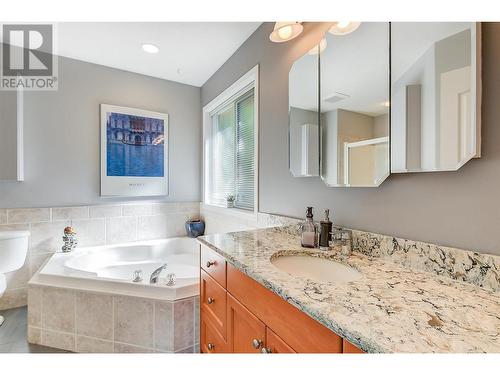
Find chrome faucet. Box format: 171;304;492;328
150;264;167;284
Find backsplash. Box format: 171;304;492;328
271;221;500;292
351;230;500;293
0;202;200;310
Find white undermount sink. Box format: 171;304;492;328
271;255;362;283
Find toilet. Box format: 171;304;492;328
0;231;30;326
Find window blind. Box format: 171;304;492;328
235;91;255;210
206;88;255;211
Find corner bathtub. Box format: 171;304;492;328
31;237;199;300
28;237;200;353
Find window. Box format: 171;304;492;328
203;66;258;212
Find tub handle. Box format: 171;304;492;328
132;270;143;283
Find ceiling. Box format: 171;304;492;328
56;22;261;87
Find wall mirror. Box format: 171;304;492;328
319;22;390;187
288;47;320;177
391;22;481;172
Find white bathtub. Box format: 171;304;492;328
31;237;199;300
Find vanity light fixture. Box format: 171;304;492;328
307;38;327;55
329;22;361;36
269;22;304;43
142;43;159;54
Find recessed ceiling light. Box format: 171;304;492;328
142;43;159;54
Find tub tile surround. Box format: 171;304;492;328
27;284;200;353
198;226;500;353
0;202;200;310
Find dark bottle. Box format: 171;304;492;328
319;209;332;250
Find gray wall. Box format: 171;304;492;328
0;56;201;208
201;22;500;256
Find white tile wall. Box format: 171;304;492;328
200;204;301;235
0;202;200;310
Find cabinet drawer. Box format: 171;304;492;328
201;317;229;354
265;327;295;353
227;293;266;353
200;244;226;288
227;263;342;353
200;269;227;337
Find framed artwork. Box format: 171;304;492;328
100;104;169;196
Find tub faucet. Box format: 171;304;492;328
150;264;167;284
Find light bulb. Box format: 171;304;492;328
278;25;293;40
336;21;351;29
142;43;159;54
329;22;361;36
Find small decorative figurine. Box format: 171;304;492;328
62;226;78;253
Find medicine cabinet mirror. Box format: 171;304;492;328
391;22;481;172
288;22;481;187
288;46;320;177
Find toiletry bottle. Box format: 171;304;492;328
301;207;317;248
319;209;332;250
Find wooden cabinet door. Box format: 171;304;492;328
343;340;365;353
227;293;266;353
265;327;295;353
201;317;229;353
200;270;227;337
227;264;343;353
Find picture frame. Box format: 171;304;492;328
100;104;169;197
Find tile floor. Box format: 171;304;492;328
0;307;66;353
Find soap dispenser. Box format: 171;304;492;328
301;207;317;248
319;209;332;250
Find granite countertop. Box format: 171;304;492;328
198;228;500;353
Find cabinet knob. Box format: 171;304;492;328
252;338;263;349
261;347;272;354
207;297;215;304
206;260;216;268
207;343;215;351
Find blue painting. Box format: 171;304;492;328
106;112;165;177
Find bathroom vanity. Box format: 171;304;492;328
197;226;500;353
199;243;362;353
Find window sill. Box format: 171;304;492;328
201;203;258;221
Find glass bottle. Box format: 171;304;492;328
301;207;317;248
319;209;333;250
